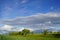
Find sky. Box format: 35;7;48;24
0;0;60;32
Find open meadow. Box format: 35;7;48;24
0;34;60;40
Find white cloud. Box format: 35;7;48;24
0;25;13;31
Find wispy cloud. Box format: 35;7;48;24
21;0;28;4
1;6;13;19
50;6;54;10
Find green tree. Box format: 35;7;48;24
18;31;23;35
22;29;30;36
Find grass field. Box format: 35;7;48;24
0;34;60;40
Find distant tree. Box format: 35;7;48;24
49;31;52;34
31;32;34;34
43;29;48;35
22;29;30;36
57;32;60;34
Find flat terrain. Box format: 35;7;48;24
0;34;60;40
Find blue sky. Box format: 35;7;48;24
0;0;60;19
0;0;60;32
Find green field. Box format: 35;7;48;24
0;34;60;40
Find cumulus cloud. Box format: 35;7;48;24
0;25;14;31
0;12;60;30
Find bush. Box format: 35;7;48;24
52;34;60;38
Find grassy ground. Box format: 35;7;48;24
0;34;60;40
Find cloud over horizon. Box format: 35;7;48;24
0;12;60;31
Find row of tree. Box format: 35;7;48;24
9;29;48;36
9;29;60;37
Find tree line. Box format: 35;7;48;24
9;29;60;37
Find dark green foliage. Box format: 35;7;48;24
52;32;60;38
22;29;30;36
52;34;60;38
18;32;22;35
